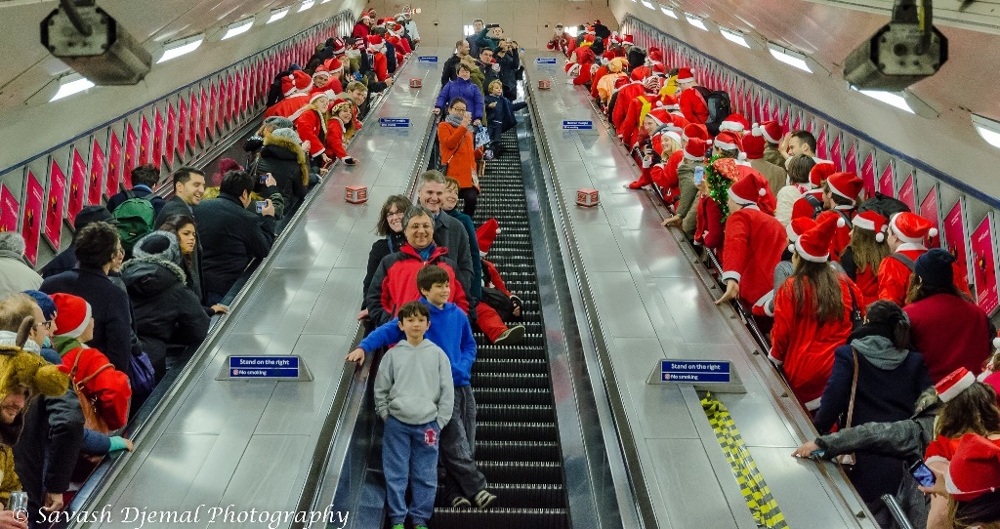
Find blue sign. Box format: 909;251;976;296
660;360;732;383
562;120;594;130
418;55;439;63
379;118;411;128
536;57;558;65
230;356;300;378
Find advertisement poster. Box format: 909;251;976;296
943;201;969;292
106;131;122;197
191;91;201;150
971;216;999;314
124;123;138;184
235;70;244;117
68;149;87;223
45;159;67;251
806;118;814;134
200;86;210;143
21;172;43;265
878;162;895;198
830;134;843;172
139;116;151;166
845;142;858;176
0;185;18;233
224;74;234;125
791;112;801;132
770;99;780;122
860;153;876;200
177;97;188;157
898;173;915;212
920;186;941;248
165;103;177;168
208;82;218;140
753;94;762;124
89;139;105;205
781;106;791;133
816;126;828;160
152;109;165;168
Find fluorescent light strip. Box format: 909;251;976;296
973;114;1000;149
157;36;204;63
566;26;579;38
463;24;474;37
268;7;290;23
853;88;914;113
720;27;750;48
222;18;254;40
298;0;314;12
50;76;94;101
768;43;812;73
641;0;656;9
685;14;708;31
659;5;678;18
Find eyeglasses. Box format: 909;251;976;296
386;212;405;219
451;107;467;112
34;321;52;330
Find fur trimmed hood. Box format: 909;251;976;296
121;255;188;298
262;135;310;186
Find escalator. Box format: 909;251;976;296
428;129;570;528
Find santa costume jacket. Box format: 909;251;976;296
720;206;787;306
678;87;709;125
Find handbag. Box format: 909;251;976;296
70;351;112;434
833;349;860;467
436;125;467;174
129;352;156;409
847;281;863;331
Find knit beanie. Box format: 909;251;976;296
263;116;294;129
915;248;955;287
132;231;182;265
270;127;302;144
21;290;56;322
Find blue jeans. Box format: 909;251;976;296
383;415;440;525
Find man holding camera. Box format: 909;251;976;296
493;39;522;101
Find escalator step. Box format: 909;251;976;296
472;372;550;389
474;358;549;374
476;421;558;442
431;508;570;529
476;440;561;461
477;404;555;422
478;460;563;484
473;387;552;405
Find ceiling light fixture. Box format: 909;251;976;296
222;18;255;40
851;87;915;113
972;114;1000;148
768;42;812;73
685;13;709;31
298;0;314;12
719;27;750;48
157;34;204;63
659;5;678;18
268;7;291;24
50;74;95;101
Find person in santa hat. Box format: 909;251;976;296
712;130;743;160
695;152;732;256
264;70;313;118
675;68;709;125
927;433;1000;527
746;123;787;196
716;168;787;308
627;48;651;81
385;22;412;56
475;219;524;321
756;120;786;168
321;57;346;95
645;126;683;194
817;172;864;261
352;13;373;40
619;83;662;149
718;113;749;135
547;24;569;56
627;109;674;189
311;65;333;92
755;217;818;318
590;59;612;100
661;132;706;238
769;214;865;410
877;212;971;306
596;58;628;107
840;210;891;307
787;159;833;223
903;249;991;383
362;35;391;83
611;75;652;132
291;91;331;167
324;100;358;166
565;48;596;87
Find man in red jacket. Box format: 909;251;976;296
716;172;787;308
263;70;312;118
676;68;709;125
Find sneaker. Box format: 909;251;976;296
391;524;404;529
474;489;497;509
450;494;472;509
415;526;429;529
494;325;525;346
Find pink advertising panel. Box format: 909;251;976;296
830;134;843;172
106;131;122;197
139;116;151;166
44;159;67;251
898;174;915;212
152;110;164;168
753;94;762;123
191;91;201;150
971;216;999;314
209;82;219;138
878;162;895;198
0;185;18;233
225;73;235;125
860;153;876;200
22;172;43;265
165;103;177;168
202;85;211;142
920;186;941;248
89;139;106;205
781;107;791;133
845;142;858;176
68;149;87;223
124;124;138;185
791;112;801;132
816;126;828;160
177;97;188;157
943;201;969;291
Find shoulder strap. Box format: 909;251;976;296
77;362;114;386
845;276;860;313
889;253;916;271
124;188;136;200
845;349;860;429
803;194;824;217
442;126;468;165
69;349;84;379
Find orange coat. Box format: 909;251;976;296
438;121;477;189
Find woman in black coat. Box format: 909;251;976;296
357;195;411;332
121;232;210;381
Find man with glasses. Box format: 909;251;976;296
40;222;140;377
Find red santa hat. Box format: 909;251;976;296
683;123;710;142
282;70;313;96
852;210;889;242
51;293;92;339
353;37;366;50
754;120;783;144
308;90;329;104
613;76;631;91
565;62;582;77
660;94;680;111
794;214;840;263
648;47;663;63
367;35;386;52
646;108;672;128
324;57;344;74
622;34;635;46
312;65;331;79
889;212;938;245
643;76;661;93
651;63;666;74
675;67;695;84
713;131;743;152
742;132;765;160
937;367;977;403
656;130;683;151
809;161;837;188
476;218;500;257
718;113;750;134
786;217;816;243
684;138;707;161
827;172;863;202
331;37;347;56
585;25;596;35
946;433;1000;502
727;170;769;207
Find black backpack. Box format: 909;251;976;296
694;86;732;136
858;192;911;218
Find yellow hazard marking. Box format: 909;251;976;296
702;392;789;528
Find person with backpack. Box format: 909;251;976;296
106;165;165;216
676;68;709;125
111;186;155;260
877;212;971;306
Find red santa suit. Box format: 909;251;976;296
621;94;658;148
366;35;390;82
293;105;327;158
721;174;787;306
695;195;725;257
590;64;610;100
878;244;928;306
790;188;824;220
265;93;308;119
651;149;683;202
678;87;709;124
324;117;350;161
611;80;647;132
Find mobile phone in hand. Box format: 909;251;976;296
255;201;267;214
260;173;269;184
909;460;935;487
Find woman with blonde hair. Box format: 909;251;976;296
324;100;357;166
292;92;331;168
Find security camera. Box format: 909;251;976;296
41;2;152;85
843;0;947;91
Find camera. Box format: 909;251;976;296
41;3;152;85
260;173;270;185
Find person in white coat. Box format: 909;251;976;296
0;232;41;298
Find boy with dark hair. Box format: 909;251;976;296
348;265;497;510
107;164;166;215
374;300;453;529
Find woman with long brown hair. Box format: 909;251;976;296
841;210;892;307
157;214;227;316
770;214;865;410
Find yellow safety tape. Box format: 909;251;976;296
702;392;789;529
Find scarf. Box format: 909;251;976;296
850;322;908;370
444;114;465;128
0;331;39;355
51;335;85;357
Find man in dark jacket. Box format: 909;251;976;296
106;164;166;216
494;39;521;102
195;170;276;305
40;206;115;279
40;222;138;376
476;47;501;92
154;166;205;228
441;39;470;87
